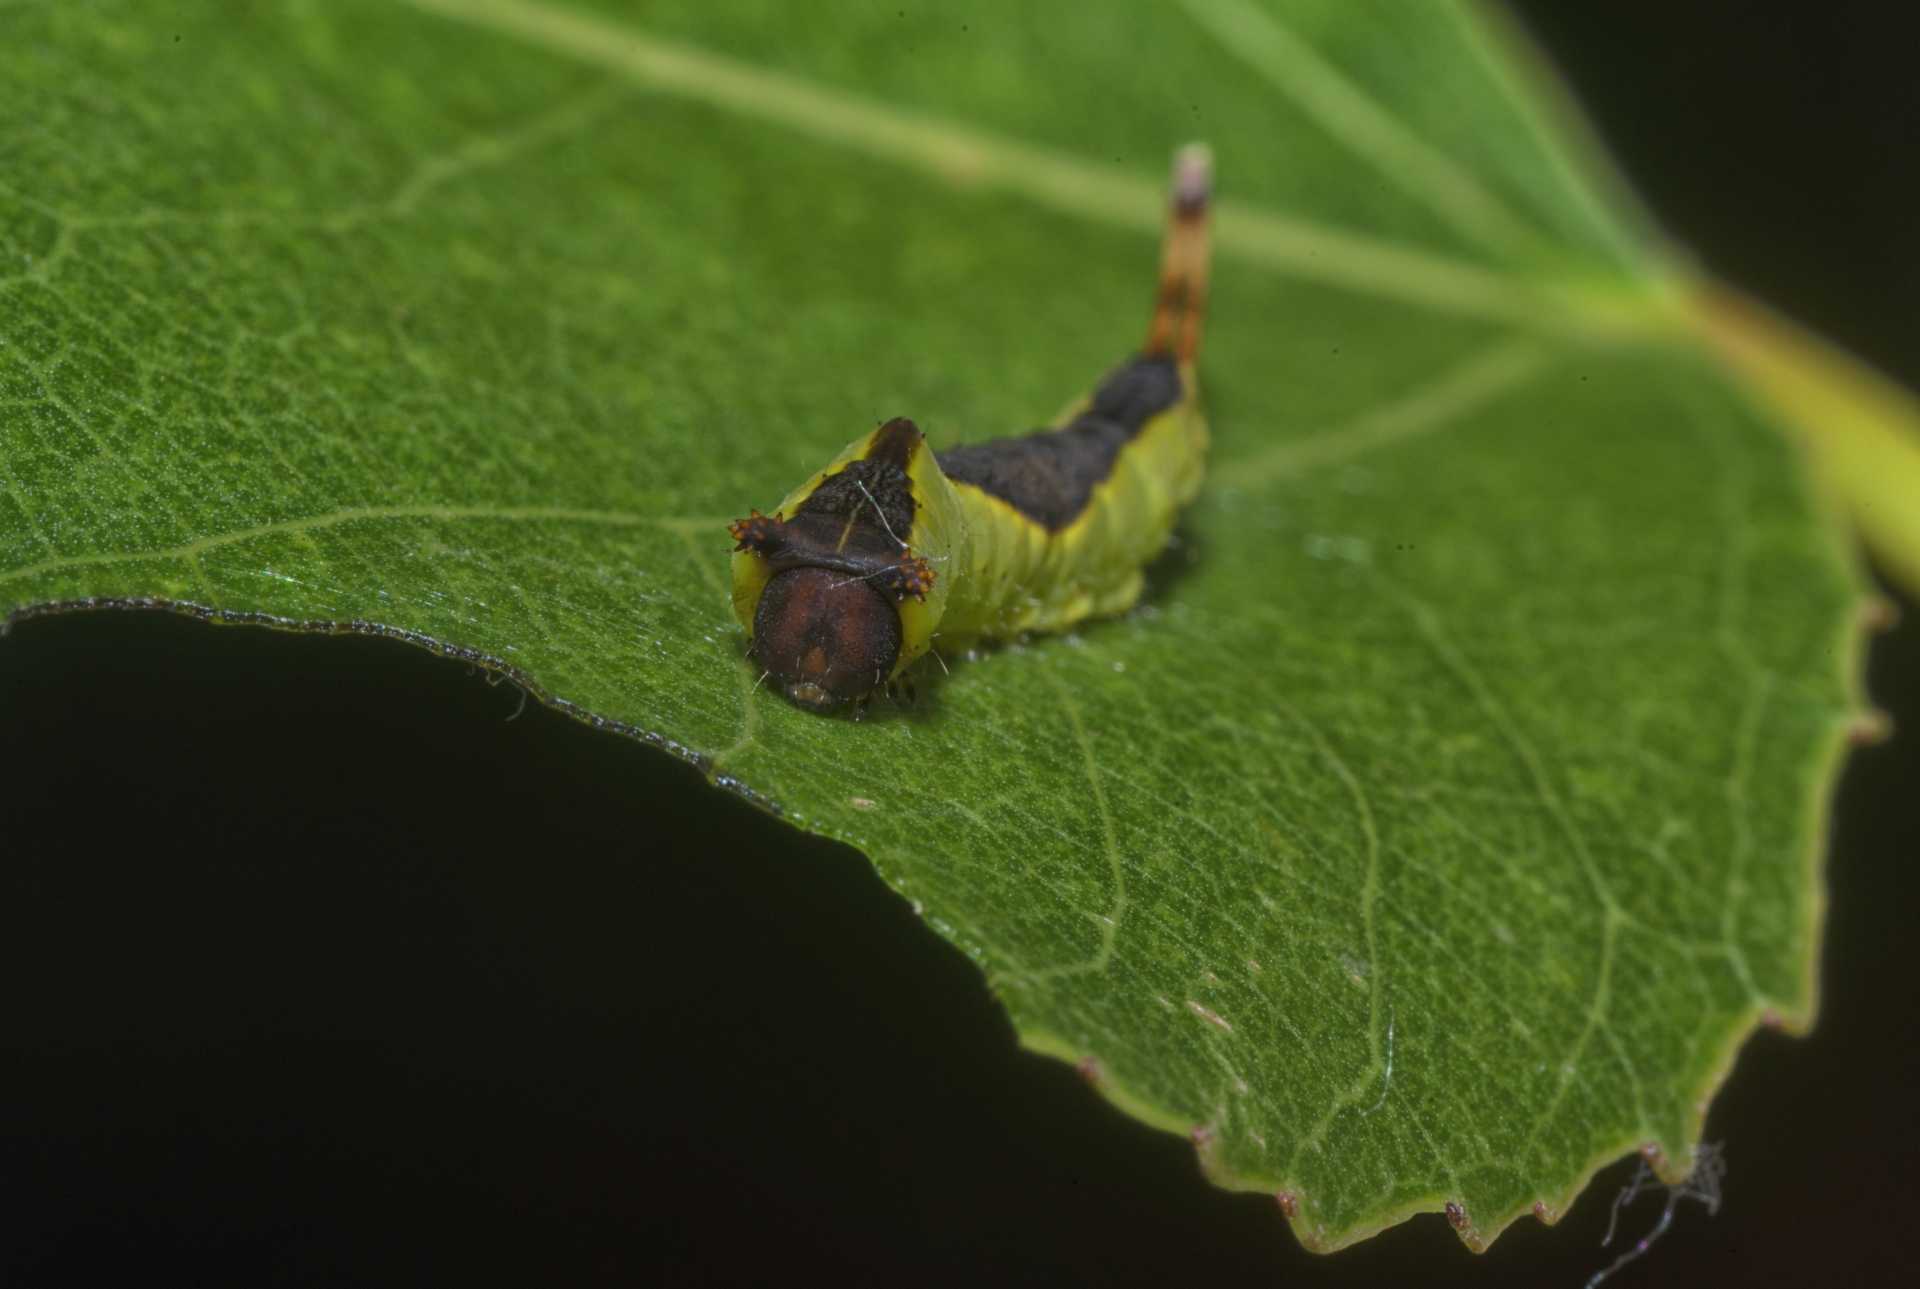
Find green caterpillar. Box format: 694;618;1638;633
729;144;1213;712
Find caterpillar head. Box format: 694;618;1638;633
749;565;902;710
729;416;959;714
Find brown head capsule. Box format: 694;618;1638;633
750;566;902;710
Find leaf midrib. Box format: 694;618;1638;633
397;0;1677;335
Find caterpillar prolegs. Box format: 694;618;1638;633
729;144;1213;712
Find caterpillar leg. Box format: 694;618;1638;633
885;671;919;709
1142;143;1213;364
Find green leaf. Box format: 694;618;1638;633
0;0;1895;1251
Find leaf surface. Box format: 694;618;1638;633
0;0;1890;1249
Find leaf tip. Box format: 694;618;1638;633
1860;593;1902;634
1756;1002;1814;1037
1443;1200;1486;1252
1845;708;1895;747
1638;1140;1676;1181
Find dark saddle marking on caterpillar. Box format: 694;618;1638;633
933;354;1183;531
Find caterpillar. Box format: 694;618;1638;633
729;143;1213;712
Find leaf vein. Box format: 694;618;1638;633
395;0;1655;333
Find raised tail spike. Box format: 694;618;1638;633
1143;142;1213;363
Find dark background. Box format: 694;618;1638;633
4;4;1916;1285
